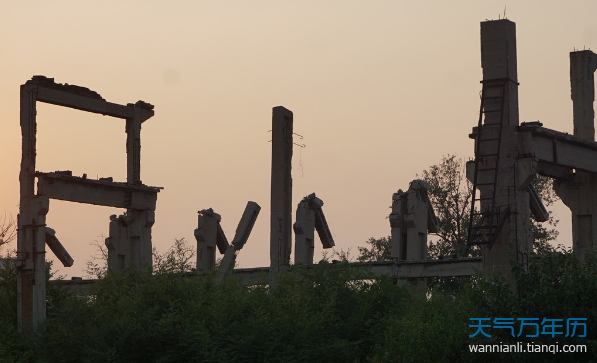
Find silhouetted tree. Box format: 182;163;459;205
358;155;560;261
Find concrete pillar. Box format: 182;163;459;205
105;211;154;272
570;50;597;140
126;109;143;185
554;50;597;260
389;180;437;261
16;196;49;331
294;198;316;265
476;20;533;278
194;210;222;273
294;193;335;266
270;106;293;281
17;83;45;330
106;214;129;272
128;210;154;269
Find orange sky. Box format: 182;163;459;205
1;1;595;276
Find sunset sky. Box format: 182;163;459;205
1;1;596;276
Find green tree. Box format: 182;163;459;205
358;154;560;261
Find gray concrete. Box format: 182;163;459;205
270;106;293;283
54;257;483;294
194;209;227;273
390;180;438;261
195;202;260;279
469;22;597;274
467;20;534;280
553;50;597;260
17;76;160;329
293;193;335;265
216;201;261;282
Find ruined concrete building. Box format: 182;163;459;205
17;17;597;330
17;76;161;329
467;20;597;279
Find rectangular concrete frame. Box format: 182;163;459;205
18;76;159;330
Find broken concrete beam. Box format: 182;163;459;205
231;201;261;250
215;245;239;284
36;172;160;210
314;208;335;249
528;185;549;223
45;228;74;267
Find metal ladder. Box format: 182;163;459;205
467;78;511;249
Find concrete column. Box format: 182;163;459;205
17;83;45;331
294;199;316;265
194;211;221;273
571;50;597;140
477;20;533;278
106;214;129;272
270;106;293;280
554;50;597;260
126;110;142;185
106;211;154;272
127;210;154;269
389;180;436;261
16;196;49;330
19;84;37;198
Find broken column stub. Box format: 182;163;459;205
105;211;155;272
293;193;335;265
270;106;293;278
570;50;597;140
194;209;228;273
389;180;438;261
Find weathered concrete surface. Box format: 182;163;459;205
105;211;155;272
270;106;293;282
45;228;74;267
553;50;597;260
216;201;261;283
194;209;227;273
17;76;160;329
16;196;49;330
36;172;160;210
54;257;483;294
468;20;534;280
294;193;335;266
389;180;438;261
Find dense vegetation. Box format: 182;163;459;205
0;156;585;362
0;247;596;362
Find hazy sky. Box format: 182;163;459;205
1;1;596;277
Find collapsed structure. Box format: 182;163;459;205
18;17;597;331
17;76;161;329
194;201;261;282
466;20;597;279
390;180;438;261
